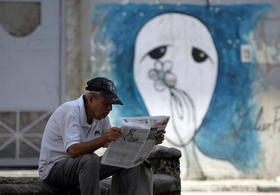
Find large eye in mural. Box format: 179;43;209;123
192;47;208;63
148;46;167;60
133;13;218;146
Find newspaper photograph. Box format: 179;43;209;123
101;115;170;168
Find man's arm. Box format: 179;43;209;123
67;127;122;158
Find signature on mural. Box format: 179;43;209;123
233;104;280;132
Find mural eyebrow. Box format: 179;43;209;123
140;45;170;63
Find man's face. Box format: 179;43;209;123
89;95;112;120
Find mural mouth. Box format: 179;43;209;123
167;87;197;147
147;60;197;147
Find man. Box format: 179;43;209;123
38;77;164;195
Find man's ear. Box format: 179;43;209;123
87;93;94;104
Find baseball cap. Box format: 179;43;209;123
85;77;123;105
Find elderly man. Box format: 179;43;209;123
38;77;163;195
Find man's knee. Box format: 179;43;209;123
79;153;100;168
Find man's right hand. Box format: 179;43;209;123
104;127;122;142
67;127;122;158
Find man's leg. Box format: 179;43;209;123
99;163;122;180
110;164;153;195
44;154;152;195
44;153;101;195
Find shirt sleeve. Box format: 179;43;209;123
101;116;111;135
101;116;111;148
61;111;82;151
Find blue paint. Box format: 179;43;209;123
92;3;271;173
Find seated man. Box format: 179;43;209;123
38;77;164;195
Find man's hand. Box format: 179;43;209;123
155;131;165;145
104;127;122;142
67;127;122;158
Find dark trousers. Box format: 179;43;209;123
44;153;153;195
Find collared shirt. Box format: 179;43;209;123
38;95;111;180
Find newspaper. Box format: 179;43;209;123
101;115;170;168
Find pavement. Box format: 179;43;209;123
181;193;280;195
1;170;280;194
181;178;280;194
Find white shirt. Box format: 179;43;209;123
38;95;111;180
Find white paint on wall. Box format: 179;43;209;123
254;89;280;178
195;145;241;179
241;44;253;63
133;13;218;147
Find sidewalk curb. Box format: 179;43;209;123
181;180;280;192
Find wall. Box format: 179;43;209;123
65;0;95;101
86;0;280;179
1;0;276;178
0;0;64;166
65;0;82;100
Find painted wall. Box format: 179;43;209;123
90;1;280;179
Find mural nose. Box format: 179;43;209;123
148;60;177;90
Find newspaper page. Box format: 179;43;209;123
101;116;170;168
129;116;170;165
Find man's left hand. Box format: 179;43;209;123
155;131;165;145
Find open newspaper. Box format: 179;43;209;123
101;116;170;168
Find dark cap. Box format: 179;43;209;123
85;77;123;105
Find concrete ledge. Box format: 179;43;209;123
148;146;181;179
0;175;179;195
153;174;180;195
149;146;181;159
0;178;111;195
0;146;182;195
0;183;80;195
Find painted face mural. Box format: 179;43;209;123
91;3;275;178
133;13;218;146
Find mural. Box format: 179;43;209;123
133;13;218;148
91;3;280;178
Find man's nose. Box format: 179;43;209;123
108;104;112;111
